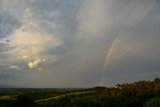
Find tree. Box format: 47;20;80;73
13;95;36;107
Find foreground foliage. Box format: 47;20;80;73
1;78;160;107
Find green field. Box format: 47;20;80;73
1;78;160;107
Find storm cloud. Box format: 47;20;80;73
0;0;160;87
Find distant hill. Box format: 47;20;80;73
0;84;14;88
1;78;160;107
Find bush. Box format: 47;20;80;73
12;95;36;107
143;97;160;107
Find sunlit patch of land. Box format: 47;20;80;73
0;95;12;100
35;90;96;103
1;78;160;107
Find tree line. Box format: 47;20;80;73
1;78;160;107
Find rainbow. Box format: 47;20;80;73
99;33;122;86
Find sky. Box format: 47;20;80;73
0;0;160;88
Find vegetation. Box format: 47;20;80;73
144;97;160;107
0;78;160;107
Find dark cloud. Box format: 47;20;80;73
0;9;21;39
0;0;160;87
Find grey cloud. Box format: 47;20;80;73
0;0;160;87
101;0;160;85
0;9;22;39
